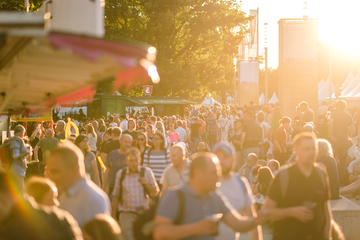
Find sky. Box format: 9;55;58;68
240;0;360;69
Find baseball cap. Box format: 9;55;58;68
212;142;236;157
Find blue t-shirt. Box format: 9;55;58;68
107;150;127;189
156;184;233;240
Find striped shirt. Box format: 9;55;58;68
143;148;171;182
112;166;158;212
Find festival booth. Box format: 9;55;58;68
87;94;197;118
259;93;265;105
0;0;159;127
0;0;160;177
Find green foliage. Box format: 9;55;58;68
259;67;278;99
104;0;249;101
0;0;43;12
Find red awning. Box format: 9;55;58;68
0;32;159;113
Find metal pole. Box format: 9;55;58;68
234;70;237;104
265;47;268;105
329;39;332;105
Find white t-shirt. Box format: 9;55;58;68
109;122;118;128
87;133;97;152
348;145;360;160
260;121;269;141
120;120;128;131
175;127;186;142
216;174;253;240
348;159;360;173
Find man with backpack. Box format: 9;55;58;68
263;132;332;240
111;148;159;240
213;142;261;240
153;152;267;240
3;125;31;191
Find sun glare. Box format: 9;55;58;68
316;1;360;56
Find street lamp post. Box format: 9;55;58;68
264;23;268;105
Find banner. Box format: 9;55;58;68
248;9;258;58
11;108;52;122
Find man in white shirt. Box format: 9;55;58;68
47;143;111;228
175;120;186;142
213;142;261;240
160;144;190;195
120;115;128;131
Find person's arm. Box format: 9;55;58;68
102;168;110;192
241;132;246;149
111;195;119;219
34;145;40;161
273;140;282;153
242;204;263;240
153;216;217;240
328;117;335;141
90;158;100;186
238;163;247;176
222;209;266;233
160;185;168;198
323;200;332;239
262;197;313;222
30;129;38;141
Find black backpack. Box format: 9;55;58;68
133;189;185;240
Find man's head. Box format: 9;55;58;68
176;120;183;128
45;128;53;137
336;100;347;111
112;127;122;140
189;153;221;194
170;144;186;167
299;101;309;111
303;123;314;133
126;148;141;173
150;116;156;124
293;132;317;167
120;134;133;152
212;142;236;177
267;159;280;174
246;153;258;167
244;111;255;121
55;120;65;133
108;115;114;123
47;143;85;192
14;125;25;138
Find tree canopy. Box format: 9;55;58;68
105;0;250;101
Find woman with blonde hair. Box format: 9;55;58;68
317;139;340;199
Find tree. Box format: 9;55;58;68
105;0;250;101
0;0;43;12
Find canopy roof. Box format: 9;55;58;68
259;93;265;105
318;78;325;90
0;31;157;114
201;96;220;106
268;92;278;104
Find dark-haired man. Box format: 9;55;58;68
328;100;353;185
241;111;262;160
263;133;331;240
154;152;267;240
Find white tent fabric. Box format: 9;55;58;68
259;93;265;105
342;71;354;90
268;92;278;104
318;78;325;90
341;70;360;97
318;78;335;101
201;96;220;106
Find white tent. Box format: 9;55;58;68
259;93;265;105
268;92;278;104
342;71;354;90
201;95;220;106
318;78;325;90
318;78;335;102
341;70;360;97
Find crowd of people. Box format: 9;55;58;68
1;98;358;240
